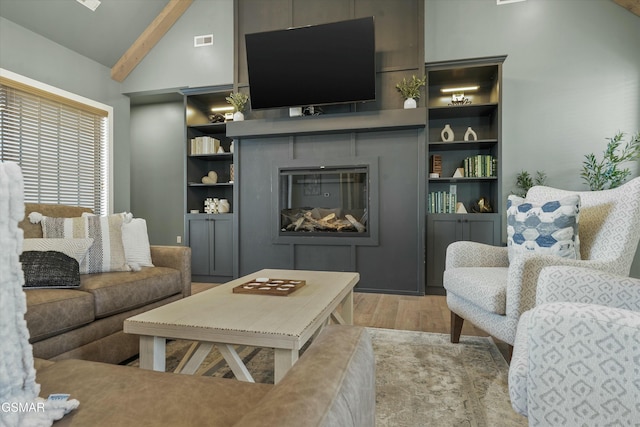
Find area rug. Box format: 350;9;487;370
128;328;526;426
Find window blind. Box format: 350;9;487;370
0;80;108;215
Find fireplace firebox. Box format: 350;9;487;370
279;165;369;236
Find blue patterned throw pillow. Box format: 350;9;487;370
506;194;581;262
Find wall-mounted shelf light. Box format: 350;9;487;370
211;106;234;112
441;85;479;104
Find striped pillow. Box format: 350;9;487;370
41;214;129;273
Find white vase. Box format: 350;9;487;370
233;111;244;121
218;199;230;213
441;124;454;142
464;127;477;141
230;141;234;153
403;98;417;109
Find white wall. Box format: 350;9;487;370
425;0;640;276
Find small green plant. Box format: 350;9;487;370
581;131;640;190
513;170;547;197
225;92;249;113
395;75;426;99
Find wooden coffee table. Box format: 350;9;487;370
124;269;359;383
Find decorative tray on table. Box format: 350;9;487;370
232;278;306;296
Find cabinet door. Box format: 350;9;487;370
426;215;460;292
426;213;500;293
188;218;211;276
211;218;233;276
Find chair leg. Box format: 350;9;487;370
450;312;464;343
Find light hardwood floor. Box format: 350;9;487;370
191;283;511;361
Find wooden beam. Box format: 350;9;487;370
111;0;193;82
613;0;640;17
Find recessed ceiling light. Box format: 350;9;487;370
76;0;101;12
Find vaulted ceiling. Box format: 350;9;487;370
0;0;638;82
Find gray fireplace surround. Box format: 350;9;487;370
227;108;427;295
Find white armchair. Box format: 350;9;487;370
443;177;640;347
509;266;640;425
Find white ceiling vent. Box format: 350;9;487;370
76;0;101;12
194;34;214;47
496;0;526;4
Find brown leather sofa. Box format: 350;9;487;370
35;325;375;427
19;203;191;364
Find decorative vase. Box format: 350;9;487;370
441;124;454;142
230;141;234;153
218;199;230;213
403;98;417;109
233;111;244;121
463;127;477;141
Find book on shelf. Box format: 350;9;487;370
190;136;220;155
428;191;457;213
462;155;497;178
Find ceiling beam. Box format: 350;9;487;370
111;0;193;82
613;0;640;17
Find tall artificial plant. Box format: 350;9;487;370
513;170;547;197
581;131;640;190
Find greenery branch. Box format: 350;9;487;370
395;75;426;99
225;92;249;113
513;170;547;197
581;131;640;190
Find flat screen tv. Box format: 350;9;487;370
245;17;376;110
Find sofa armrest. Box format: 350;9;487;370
519;302;640;425
445;241;508;269
234;325;375;427
150;245;191;297
536;266;640;311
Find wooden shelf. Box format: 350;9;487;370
188;153;233;160
187;182;233;187
428;103;498;119
429;139;497;150
429;176;497;183
227;108;427;139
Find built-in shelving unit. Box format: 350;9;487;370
425;56;506;295
183;86;236;282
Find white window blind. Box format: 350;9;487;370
0;78;109;215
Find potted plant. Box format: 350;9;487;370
225;92;249;121
513;170;547;197
396;75;426;109
581;131;640;190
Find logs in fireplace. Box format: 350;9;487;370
281;207;367;233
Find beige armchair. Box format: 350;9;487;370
443;177;640;347
509;266;640;425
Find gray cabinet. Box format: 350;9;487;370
186;214;233;280
426;213;500;295
425;56;506;295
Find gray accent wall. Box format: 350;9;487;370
129;100;185;245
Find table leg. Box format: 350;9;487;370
179;342;214;375
274;348;299;384
139;336;166;371
330;290;354;325
216;344;255;383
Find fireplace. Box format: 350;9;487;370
278;165;369;236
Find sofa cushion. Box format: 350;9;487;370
36;359;272;427
24;289;95;342
41;214;129;274
22;238;94;264
20;251;81;289
506;194;581;262
80;267;183;318
443;267;508;315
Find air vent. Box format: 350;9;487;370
194;34;214;47
76;0;101;11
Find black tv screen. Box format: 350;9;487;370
245;17;376;110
